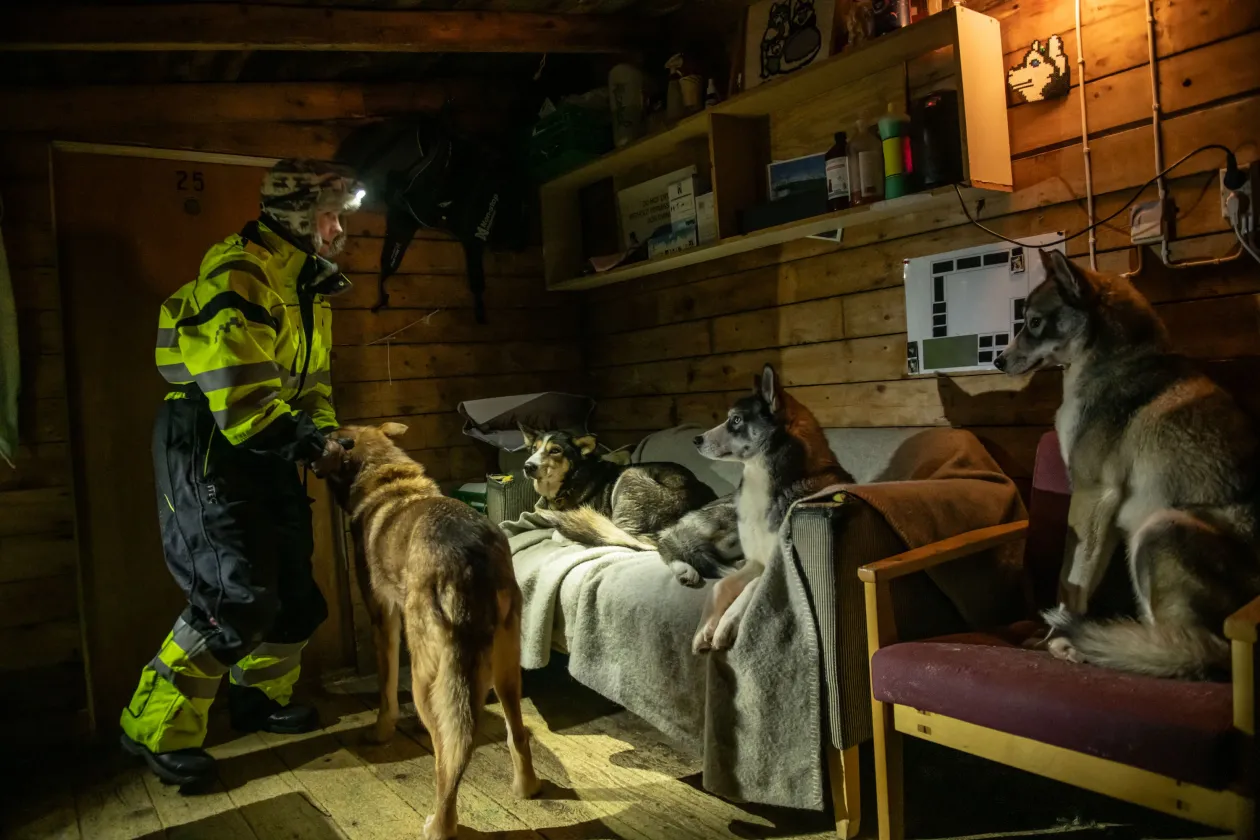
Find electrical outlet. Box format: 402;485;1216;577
1130;199;1171;245
1221;162;1256;239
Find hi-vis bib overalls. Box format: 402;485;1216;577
120;220;349;753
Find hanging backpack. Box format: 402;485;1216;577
335;113;528;322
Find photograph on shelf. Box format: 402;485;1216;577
767;153;828;201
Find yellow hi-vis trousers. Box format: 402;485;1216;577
120;617;307;753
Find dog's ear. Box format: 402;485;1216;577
759;364;782;414
519;424;539;447
1040;249;1092;307
379;422;408;439
572;434;598;456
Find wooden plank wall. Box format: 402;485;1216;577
0;111;576;735
579;0;1260;493
328;220;581;481
1;136;88;739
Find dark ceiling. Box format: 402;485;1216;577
2;0;698;87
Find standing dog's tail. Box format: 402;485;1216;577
538;506;656;552
1043;606;1230;679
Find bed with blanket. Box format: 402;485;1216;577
497;425;1028;811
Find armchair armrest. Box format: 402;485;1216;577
1225;595;1260;739
486;471;540;527
857;521;1029;584
1224;595;1260;644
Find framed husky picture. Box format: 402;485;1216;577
1007;34;1070;103
745;0;837;90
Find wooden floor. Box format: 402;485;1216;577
0;663;1224;840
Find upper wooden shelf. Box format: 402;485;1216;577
551;187;972;291
540;5;1012;290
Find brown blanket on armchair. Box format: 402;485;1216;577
837;426;1030;628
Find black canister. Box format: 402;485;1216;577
913;90;963;189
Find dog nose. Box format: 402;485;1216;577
993;353;1008;372
523;462;538;477
692;435;704;447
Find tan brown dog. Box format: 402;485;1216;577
319;422;541;839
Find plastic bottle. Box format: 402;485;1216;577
871;0;909;36
878;102;913;199
825;132;851;211
665;53;686;123
704;79;720;108
847;119;885;205
608;64;644;148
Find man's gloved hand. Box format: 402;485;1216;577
310;438;349;478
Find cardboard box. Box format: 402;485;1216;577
695;192;717;244
668;175;698;225
648;221;698;258
617;165;698;250
739;192;829;234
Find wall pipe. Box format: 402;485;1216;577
1074;0;1096;269
1145;0;1172;266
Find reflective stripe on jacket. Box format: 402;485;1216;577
154;220;349;446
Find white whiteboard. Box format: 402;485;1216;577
903;233;1066;375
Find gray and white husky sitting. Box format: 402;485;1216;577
689;364;852;652
995;249;1260;678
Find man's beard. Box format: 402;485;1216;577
318;231;347;258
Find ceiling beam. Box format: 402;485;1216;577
0;81;513;132
2;5;652;53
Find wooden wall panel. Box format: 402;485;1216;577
329;231;580;492
580;0;1260;509
0;111;578;731
0;139;84;739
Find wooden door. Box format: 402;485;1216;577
53;151;348;730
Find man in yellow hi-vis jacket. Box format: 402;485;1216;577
120;159;365;787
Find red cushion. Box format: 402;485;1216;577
871;635;1236;789
1025;431;1070;607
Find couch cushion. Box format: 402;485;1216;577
871;636;1236;789
822;427;926;484
632;425;742;496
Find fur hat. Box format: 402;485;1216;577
260;158;365;255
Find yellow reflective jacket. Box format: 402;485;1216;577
155;220;350;452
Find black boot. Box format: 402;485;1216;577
120;733;216;786
228;683;320;735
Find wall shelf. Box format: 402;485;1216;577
549;187;966;291
540;5;1012;291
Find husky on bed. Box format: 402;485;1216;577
520;427;720;579
690;364;852;652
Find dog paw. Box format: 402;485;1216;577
710;624;738;651
423;814;454;840
365;719;396;745
513;772;543;799
1047;636;1084;664
692;621;715;654
669;561;703;588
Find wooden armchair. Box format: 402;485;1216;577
859;432;1256;839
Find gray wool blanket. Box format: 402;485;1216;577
501;506;832;811
500;427;1026;811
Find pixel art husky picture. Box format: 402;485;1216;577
1007;34;1070;103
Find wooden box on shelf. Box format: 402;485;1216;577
540;4;1012;292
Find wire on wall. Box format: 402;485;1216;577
1074;0;1096;269
953;144;1245;250
1144;0;1171;266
